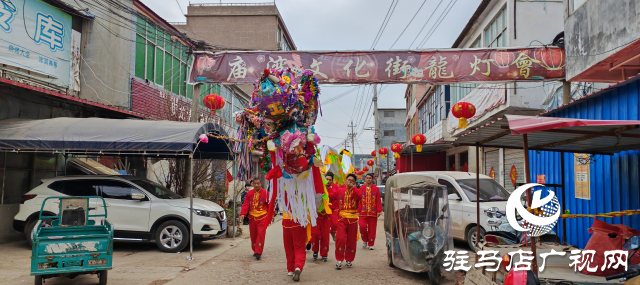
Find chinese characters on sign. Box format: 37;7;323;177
0;0;72;88
574;153;590;200
191;48;566;85
443;250;629;273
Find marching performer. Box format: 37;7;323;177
239;178;269;260
325;172;340;240
358;174;382;250
310;172;337;261
329;173;362;269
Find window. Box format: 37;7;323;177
383;130;395;137
418;90;443;133
438;179;459;196
384;111;395;117
99;180;145;200
484;7;507;48
460;151;469;172
131;179;182;199
456;179;510;202
62;180;100;196
449;84;477;107
471;36;481;48
569;0;588;14
135;16;191;97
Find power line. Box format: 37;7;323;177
370;0;397;50
418;0;459;48
389;0;428;49
371;0;400;49
408;0;444;48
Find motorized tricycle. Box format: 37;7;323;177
31;196;113;285
384;173;453;285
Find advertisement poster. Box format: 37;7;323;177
0;0;72;87
574;153;591;200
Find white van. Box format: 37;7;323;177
396;171;512;251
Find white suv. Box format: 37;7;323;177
13;176;227;252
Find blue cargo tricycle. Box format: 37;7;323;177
31;196;113;285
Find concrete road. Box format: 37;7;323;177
0;216;466;284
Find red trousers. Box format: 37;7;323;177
335;217;358;262
330;211;338;235
358;216;378;246
311;213;331;257
249;215;268;255
282;219;307;272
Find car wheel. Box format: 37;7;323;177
467;226;485;253
98;270;108;285
155;220;189;253
34;275;43;285
387;243;395;268
428;265;441;285
25;217;54;247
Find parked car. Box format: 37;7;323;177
13;175;227;253
400;171;512;251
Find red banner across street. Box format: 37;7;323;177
190;47;565;84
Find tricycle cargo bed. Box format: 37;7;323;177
31;225;112;275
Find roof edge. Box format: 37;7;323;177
451;0;491;48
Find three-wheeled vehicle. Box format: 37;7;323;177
384;173;453;285
31;196;113;285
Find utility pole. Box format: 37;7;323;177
373;84;381;185
348;121;356;166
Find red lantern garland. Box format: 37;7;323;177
202;94;226;114
378;147;388;159
363;166;369;172
411;134;426;152
367;160;374;167
391;144;403;158
451;101;476;129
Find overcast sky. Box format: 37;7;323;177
141;0;481;153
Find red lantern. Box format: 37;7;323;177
378;147;388;159
371;150;376;158
411;134;426;152
391;144;403;158
491;51;515;68
202;94;226;114
534;48;565;70
363;166;369;172
367;160;374;167
451;101;476;129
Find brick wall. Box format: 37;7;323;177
131;77;194;121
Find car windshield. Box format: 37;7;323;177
456;178;510;202
131;179;182;199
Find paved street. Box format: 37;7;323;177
0;215;464;285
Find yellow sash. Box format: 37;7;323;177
250;209;267;217
339;209;359;219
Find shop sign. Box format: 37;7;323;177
0;0;72;87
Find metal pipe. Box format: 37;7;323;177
475;143;480;260
189;157;194;260
232;158;237;239
522;134;539;275
560;152;566;245
410;145;413;172
1;153;5;205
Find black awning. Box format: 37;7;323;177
0;118;232;159
400;142;452;155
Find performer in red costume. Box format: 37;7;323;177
357;173;382;250
324;172;340;240
329;173;362;269
310;172;337;262
240;178;269;260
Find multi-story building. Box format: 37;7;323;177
443;0;566;190
377;108;406;177
173;3;296;52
